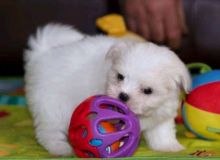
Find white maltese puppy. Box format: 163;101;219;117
24;24;191;156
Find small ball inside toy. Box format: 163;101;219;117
98;121;120;153
68;95;140;158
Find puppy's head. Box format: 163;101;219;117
106;41;191;116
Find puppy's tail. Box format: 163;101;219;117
25;23;84;61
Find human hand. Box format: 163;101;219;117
124;0;187;49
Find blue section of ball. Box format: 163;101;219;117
89;139;103;147
88;125;106;147
192;70;220;89
98;125;106;134
82;130;88;138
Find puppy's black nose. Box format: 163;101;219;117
118;92;129;102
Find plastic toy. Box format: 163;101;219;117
68;95;140;158
182;63;220;140
96;14;145;41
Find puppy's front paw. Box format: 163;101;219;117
151;141;185;152
144;119;185;153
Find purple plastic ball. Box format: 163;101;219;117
68;95;141;158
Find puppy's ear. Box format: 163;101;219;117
105;42;127;64
173;63;191;93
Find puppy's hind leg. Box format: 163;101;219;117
29;92;74;156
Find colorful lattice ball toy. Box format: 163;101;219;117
183;63;220;140
68;95;141;158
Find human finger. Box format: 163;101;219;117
148;14;165;43
177;0;188;34
124;0;139;32
136;1;151;40
164;2;182;49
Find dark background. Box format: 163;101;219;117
0;0;220;76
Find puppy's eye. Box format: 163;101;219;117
142;88;153;95
117;73;124;81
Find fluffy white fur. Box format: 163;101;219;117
24;24;191;156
